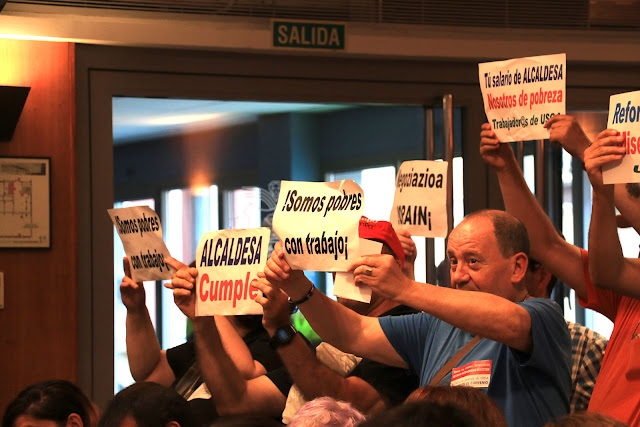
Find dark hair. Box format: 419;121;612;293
465;210;530;259
359;400;478;427
406;386;506;427
211;415;284;427
232;314;264;331
544;411;628;427
98;382;195;427
2;380;97;427
528;257;558;299
626;183;640;199
528;226;565;298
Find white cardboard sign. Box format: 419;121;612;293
332;239;383;303
389;160;448;238
272;180;363;272
194;228;270;316
108;206;176;282
603;90;640;184
478;53;566;142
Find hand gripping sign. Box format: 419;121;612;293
603;90;640;184
272;180;364;272
333;238;383;303
108;206;176;282
389;160;448;238
478;53;566;142
195;228;270;316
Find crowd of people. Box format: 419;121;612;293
4;115;639;427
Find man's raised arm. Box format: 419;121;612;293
263;243;406;369
252;277;390;415
480;122;588;299
213;315;268;379
584;129;640;299
122;257;175;386
164;257;285;416
349;254;535;353
544;115;640;235
191;317;286;416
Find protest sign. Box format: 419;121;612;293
389;160;448;238
272;180;363;271
108;206;176;282
194;228;270;316
332;239;383;303
478;53;566;142
603;90;640;184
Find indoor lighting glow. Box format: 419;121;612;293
145;112;226;126
0;34;69;42
191;185;210;197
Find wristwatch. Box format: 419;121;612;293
269;325;298;349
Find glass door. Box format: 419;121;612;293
423;96;465;288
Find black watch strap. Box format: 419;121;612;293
269;325;298;349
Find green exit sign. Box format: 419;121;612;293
273;21;345;50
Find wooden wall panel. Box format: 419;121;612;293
0;40;77;415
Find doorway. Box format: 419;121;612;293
79;44;640;405
109;96;468;392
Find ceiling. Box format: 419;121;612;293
112;97;352;144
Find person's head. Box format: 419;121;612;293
448;210;529;302
286;397;365;427
612;184;640;235
406;386;506;427
626;183;640;199
544;411;629;427
98;382;194;427
337;217;405;314
210;415;284;427
525;258;556;299
358;400;478;427
524;228;565;299
2;380;98;427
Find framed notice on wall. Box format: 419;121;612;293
0;157;50;248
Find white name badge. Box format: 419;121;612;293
451;360;492;388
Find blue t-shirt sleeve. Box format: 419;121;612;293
378;312;431;374
518;298;572;387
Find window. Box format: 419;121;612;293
113;184;265;392
432;156;465;287
222;187;262;229
162;185;219;350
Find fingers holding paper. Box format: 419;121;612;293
264;241;309;298
252;277;292;332
584;129;626;190
164;257;199;320
120;257;147;311
349;254;412;302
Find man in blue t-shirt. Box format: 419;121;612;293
265;209;571;427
